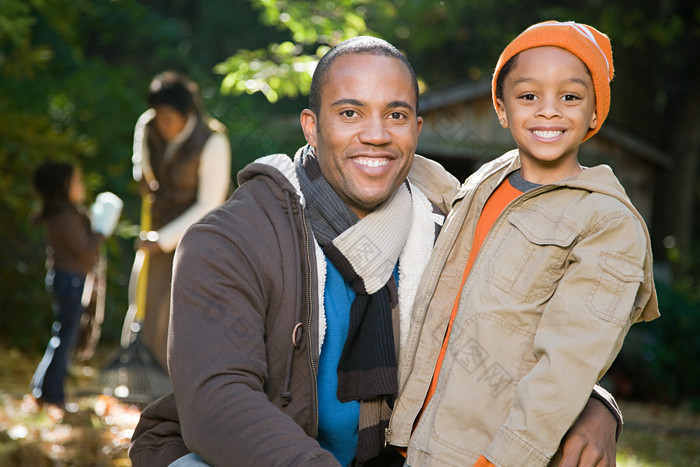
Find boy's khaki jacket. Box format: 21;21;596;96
388;150;659;466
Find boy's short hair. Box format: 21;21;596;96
492;21;614;142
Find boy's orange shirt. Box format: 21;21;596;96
423;177;523;414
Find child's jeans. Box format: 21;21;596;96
30;269;86;405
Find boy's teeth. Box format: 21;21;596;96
533;130;562;138
357;158;388;168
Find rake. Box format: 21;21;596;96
98;196;172;406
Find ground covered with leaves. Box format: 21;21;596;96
0;345;138;467
0;344;698;466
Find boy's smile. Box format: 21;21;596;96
496;46;598;184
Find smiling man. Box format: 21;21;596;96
130;36;457;467
300;51;421;219
129;36;622;467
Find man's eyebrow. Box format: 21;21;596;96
329;98;415;112
330;98;364;107
388;100;415;112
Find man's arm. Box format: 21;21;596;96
168;217;337;467
558;387;620;467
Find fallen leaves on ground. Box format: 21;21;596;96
0;344;140;467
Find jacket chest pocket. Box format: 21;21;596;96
486;209;577;301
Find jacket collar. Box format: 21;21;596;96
237;150;443;358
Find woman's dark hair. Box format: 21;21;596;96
147;71;201;117
32;160;75;219
309;36;419;116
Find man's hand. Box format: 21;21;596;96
559;397;617;467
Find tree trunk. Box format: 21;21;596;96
657;83;700;257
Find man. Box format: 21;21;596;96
129;36;620;467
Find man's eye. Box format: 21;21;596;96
389;112;405;120
342;110;356;117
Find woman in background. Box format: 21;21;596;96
132;71;231;369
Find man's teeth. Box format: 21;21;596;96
356;158;388;168
533;130;563;138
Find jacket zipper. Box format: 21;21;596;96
387;184;478;444
301;208;319;434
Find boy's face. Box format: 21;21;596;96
496;46;598;184
300;53;422;218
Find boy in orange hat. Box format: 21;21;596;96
387;21;659;466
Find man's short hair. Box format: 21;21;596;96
309;36;419;116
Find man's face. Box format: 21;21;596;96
301;53;423;218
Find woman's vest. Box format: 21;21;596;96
146;116;212;229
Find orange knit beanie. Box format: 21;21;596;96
492;21;614;142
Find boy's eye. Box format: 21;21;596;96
520;93;537;101
563;94;580;101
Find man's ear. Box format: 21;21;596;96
495;98;509;129
300;109;318;146
589;110;598;130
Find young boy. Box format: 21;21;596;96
388;21;659;466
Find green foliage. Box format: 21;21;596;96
612;278;700;411
215;0;387;102
217;43;317;103
0;0;53;79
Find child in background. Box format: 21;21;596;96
27;161;104;421
389;21;659;466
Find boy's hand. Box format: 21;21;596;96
559;398;617;466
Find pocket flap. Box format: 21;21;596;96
508;209;577;247
600;252;644;282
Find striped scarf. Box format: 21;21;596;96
295;145;412;462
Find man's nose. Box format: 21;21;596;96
358;114;391;144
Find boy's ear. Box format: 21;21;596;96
300;109;318;146
496;98;509;129
589;110;598;130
